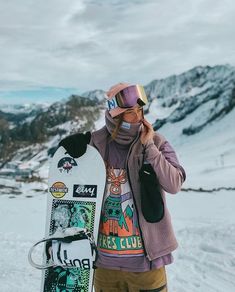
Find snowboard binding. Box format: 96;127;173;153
28;227;97;270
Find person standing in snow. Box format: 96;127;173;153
59;83;186;292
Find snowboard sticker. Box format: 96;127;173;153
41;145;106;292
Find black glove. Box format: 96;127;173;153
59;132;91;158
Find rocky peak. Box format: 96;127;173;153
144;64;235;135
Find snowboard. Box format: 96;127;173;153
41;145;106;292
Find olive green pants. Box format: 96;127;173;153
94;266;167;292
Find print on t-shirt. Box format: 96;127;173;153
98;167;144;256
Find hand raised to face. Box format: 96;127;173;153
140;119;154;145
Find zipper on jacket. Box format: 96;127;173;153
125;134;150;260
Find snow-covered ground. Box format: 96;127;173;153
0;107;235;291
146;101;235;189
0;194;46;291
166;190;235;292
0;189;234;292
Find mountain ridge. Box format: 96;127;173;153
0;64;234;168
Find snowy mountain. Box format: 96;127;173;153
81;89;106;103
0;64;234;192
1;65;235;292
0;95;104;164
144;64;235;135
0;103;49;115
0;103;48;129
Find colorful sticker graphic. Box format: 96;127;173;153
43;199;96;292
73;184;97;198
49;182;68;198
50;200;95;231
57;157;78;173
98;167;144;256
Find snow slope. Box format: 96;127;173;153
146;106;235;189
0;188;234;292
1;109;235;291
166;190;235;292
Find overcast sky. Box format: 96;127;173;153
0;0;235;104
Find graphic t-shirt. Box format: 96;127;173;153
98;166;144;256
96;139;173;271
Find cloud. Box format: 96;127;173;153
0;0;234;100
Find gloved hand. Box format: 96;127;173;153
59;132;91;158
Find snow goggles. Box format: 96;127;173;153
107;85;148;110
